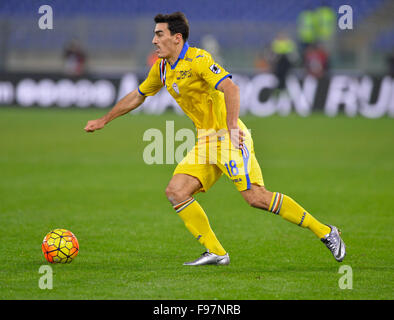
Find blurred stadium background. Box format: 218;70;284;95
0;0;393;117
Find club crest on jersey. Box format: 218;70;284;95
172;83;180;95
209;64;221;74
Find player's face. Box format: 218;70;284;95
152;23;178;59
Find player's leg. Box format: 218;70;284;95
220;142;329;237
219;125;345;261
166;172;227;258
167;142;230;265
241;184;331;239
219;126;331;239
241;184;346;261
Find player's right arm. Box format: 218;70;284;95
84;89;145;132
84;59;164;133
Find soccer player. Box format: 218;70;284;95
84;12;346;265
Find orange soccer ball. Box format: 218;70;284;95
42;229;79;263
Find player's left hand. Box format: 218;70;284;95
228;126;245;149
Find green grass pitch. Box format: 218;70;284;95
0;106;393;300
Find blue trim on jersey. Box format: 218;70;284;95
137;87;145;96
170;41;189;70
241;144;251;190
215;74;232;90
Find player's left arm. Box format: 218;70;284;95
217;78;245;148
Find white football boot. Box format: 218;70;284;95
183;251;230;266
321;225;346;262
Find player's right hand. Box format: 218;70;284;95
228;126;245;149
84;119;105;132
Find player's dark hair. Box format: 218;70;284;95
154;12;189;41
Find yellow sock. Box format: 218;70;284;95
269;192;331;239
174;197;227;255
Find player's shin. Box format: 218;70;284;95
269;192;331;239
173;197;227;255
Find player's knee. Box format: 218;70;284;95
165;184;189;205
165;185;176;201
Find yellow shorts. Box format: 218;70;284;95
173;126;264;193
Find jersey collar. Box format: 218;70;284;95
169;41;189;70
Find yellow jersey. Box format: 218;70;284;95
138;42;239;136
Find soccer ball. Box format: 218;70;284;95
42;229;79;263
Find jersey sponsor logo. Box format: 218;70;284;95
209;64;221;74
176;69;192;80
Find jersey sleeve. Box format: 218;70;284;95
138;59;164;97
194;52;232;90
